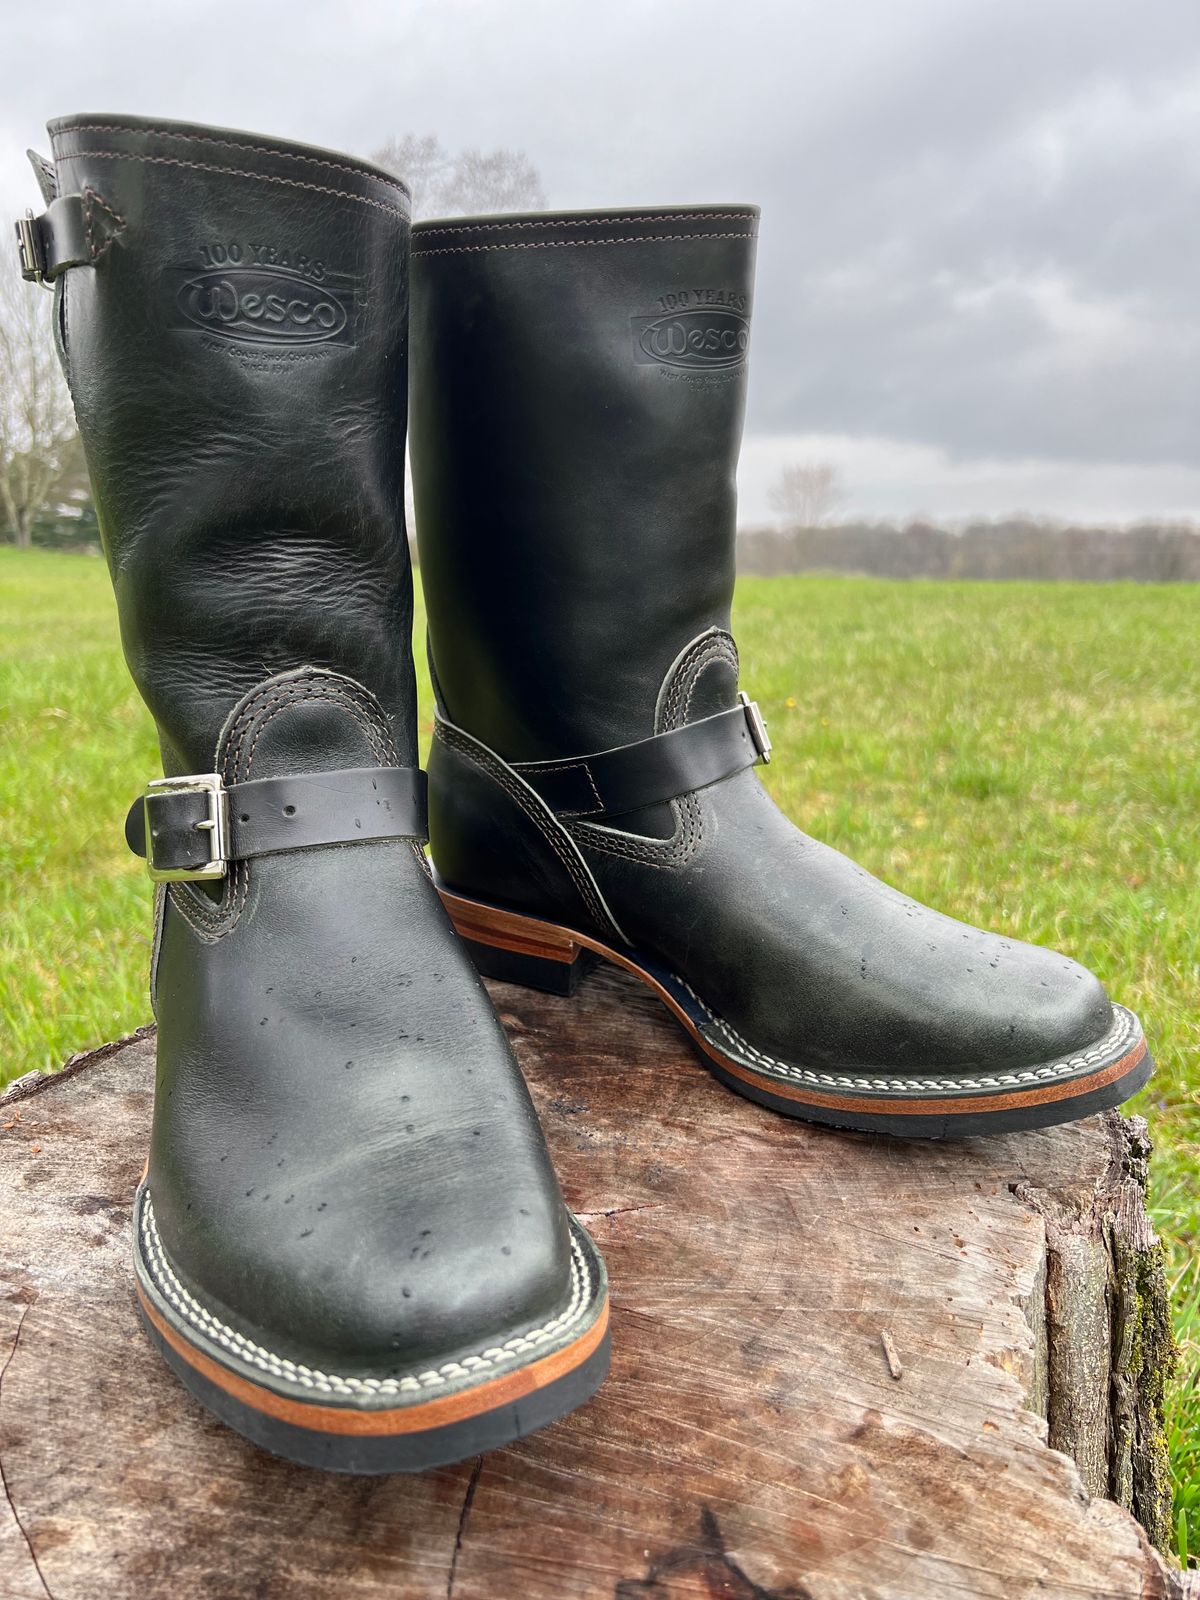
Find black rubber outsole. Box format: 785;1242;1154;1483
137;1301;612;1474
699;1045;1154;1138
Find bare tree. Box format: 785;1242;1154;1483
767;461;844;529
372;134;449;214
373;134;545;220
437;148;546;216
0;257;78;548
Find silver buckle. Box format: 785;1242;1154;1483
15;210;47;286
144;774;230;882
739;692;772;764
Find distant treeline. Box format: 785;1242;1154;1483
738;518;1200;582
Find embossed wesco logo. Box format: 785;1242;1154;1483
169;267;354;346
631;307;750;370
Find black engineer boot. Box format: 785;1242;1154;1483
17;117;608;1471
408;204;1150;1138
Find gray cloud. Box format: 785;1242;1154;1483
2;0;1197;516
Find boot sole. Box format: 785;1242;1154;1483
438;885;1152;1138
132;1185;610;1473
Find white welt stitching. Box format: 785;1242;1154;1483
140;1192;593;1397
679;988;1140;1094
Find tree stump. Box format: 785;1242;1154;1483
0;965;1191;1600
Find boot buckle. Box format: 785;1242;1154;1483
739;692;772;764
143;774;230;882
15;211;47;286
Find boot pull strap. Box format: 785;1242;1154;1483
124;767;428;883
15;188;125;286
509;695;771;822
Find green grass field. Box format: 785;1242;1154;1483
2;547;1197;1553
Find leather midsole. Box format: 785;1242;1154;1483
137;1284;610;1437
438;885;1147;1116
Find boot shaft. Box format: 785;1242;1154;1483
36;114;414;774
410;205;759;761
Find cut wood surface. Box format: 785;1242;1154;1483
0;966;1192;1600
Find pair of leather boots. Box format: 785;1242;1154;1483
18;115;1151;1474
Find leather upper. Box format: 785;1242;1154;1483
412;205;1118;1082
40;116;583;1374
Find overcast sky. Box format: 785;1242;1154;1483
4;0;1198;523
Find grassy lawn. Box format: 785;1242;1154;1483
2;548;1197;1552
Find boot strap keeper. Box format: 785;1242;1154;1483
512;695;771;821
15;196;94;286
125;767;428;882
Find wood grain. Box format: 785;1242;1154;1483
0;971;1190;1600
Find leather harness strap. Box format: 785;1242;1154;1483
124;766;428;881
511;695;771;821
